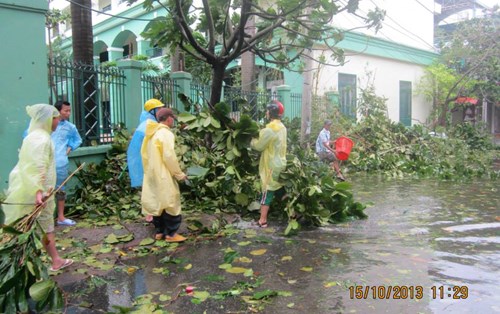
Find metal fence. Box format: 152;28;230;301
190;81;211;113
223;87;276;120
48;59;126;145
289;93;302;120
48;60;304;146
141;74;179;110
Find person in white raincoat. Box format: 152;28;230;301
3;104;73;271
141;108;188;242
251;102;287;228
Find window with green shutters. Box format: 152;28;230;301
338;73;357;119
399;81;412;126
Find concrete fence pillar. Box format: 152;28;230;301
171;71;192;112
117;60;143;131
276;85;291;119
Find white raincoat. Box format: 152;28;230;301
141;120;186;216
4;104;59;232
251;119;287;192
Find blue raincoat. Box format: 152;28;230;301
51;120;82;169
127;111;155;187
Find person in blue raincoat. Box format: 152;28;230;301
127;98;165;188
52;101;82;226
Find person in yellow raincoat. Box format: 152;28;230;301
251;102;287;228
3;104;73;271
141;108;188;242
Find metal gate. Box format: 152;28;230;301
48;60;126;145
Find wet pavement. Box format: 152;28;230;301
58;176;499;313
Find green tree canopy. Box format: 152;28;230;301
420;8;499;127
132;0;385;107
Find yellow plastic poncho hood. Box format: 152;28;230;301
251;119;287;191
3;104;59;226
141;120;186;216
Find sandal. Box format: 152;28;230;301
337;173;346;181
256;221;268;228
50;259;73;272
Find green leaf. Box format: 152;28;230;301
104;234;119;244
186;166;209;178
224;251;239;263
29;280;55;302
139;238;155;246
225;166;235;175
210;118;221;128
117;233;134;242
235;193;249;206
1;226;22;235
252;289;278;300
226;267;249;274
177;112;197;123
193;291;210;301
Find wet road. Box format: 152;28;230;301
65;177;499;313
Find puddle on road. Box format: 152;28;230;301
65;177;499;313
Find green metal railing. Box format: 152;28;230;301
48;59;126;145
141;74;179;110
289;93;302;120
49;59;304;147
190;81;211;112
223;87;276;120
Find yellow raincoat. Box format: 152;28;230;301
251;119;287;192
4;104;59;232
141;120;186;217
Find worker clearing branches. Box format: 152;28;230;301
251;101;287;228
315;119;346;181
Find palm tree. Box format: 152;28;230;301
70;0;93;63
70;0;97;144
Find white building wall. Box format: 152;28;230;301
334;0;437;52
313;51;433;125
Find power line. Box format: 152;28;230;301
414;0;435;15
369;0;437;50
63;0;155;22
336;0;434;51
334;0;434;64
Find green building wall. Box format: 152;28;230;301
0;1;49;192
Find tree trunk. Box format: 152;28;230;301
71;0;93;64
210;63;226;107
70;0;97;144
301;49;313;145
171;47;185;72
241;15;256;93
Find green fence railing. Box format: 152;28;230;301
48;59;126;145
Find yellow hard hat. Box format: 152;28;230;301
144;98;164;112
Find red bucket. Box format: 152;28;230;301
335;136;354;160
